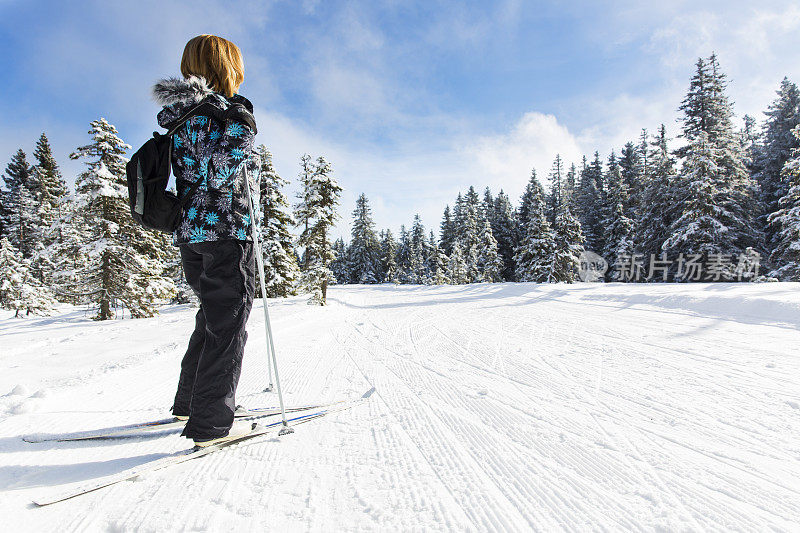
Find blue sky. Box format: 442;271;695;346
1;0;799;238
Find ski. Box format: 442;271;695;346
22;403;334;443
33;388;374;506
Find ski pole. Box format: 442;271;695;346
244;165;293;435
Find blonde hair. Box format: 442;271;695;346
180;35;244;98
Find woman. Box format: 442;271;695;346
152;35;258;447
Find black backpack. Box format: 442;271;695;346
125;103;208;233
125;101;258;233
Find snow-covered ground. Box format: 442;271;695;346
1;283;799;531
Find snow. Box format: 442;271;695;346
1;283;799;531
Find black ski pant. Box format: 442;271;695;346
173;239;255;440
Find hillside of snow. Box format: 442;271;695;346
1;283;799;531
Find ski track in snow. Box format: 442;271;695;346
1;283;799;532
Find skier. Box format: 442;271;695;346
152;35;259;447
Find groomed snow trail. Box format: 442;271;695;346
1;283;799;531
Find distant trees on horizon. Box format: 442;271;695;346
2;52;800;318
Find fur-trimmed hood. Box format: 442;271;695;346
152;76;255;130
152;75;215;106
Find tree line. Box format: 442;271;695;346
1;53;799;318
330;54;800;286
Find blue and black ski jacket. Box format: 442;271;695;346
153;75;259;245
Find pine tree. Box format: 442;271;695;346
30;133;69;284
295;156;342;304
428;239;450;285
0;237;57;316
637;125;679;263
667;54;761;273
483;187;494;216
408;214;428;284
379;229;399;283
767;126;800;280
424;230;439;283
3;149;38;258
396;224;411;283
565;163;577;203
70;118;175;319
476;216;503;282
256;145;298;297
329;238;349;284
491;190;516;281
294;154;315;270
549;203;585;283
349;193;380;283
439;205;456;256
547;154;564;224
458;198;481;282
0;185;9;241
40;193;87;303
32;133;68;226
664;132;737;279
447;241;469;284
619;141;642;219
602;154;635;279
514;176;554;282
754;78;800;247
576;155;602;253
517;169;545;250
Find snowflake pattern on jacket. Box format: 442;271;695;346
152;76;260;245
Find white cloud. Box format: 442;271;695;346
470;112;583;192
256;107;585;240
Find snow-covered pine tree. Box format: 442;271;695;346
3;149;39;259
428;238;451;285
424;230;439;284
31;133;69;284
447;241;469;284
476;215;503;282
439;205;456;256
0;187;10;242
663;132;738;280
767;126;800;280
754;78;800;248
576;155;602;253
329;238;349;284
395;224;411;283
667;54;761;274
70;118;175;319
483;187;494;217
349;193;380;283
452;192;465;241
256;145;299;297
637;125;679;264
294;154;315;270
741;114;761;166
0;237;56;316
40;192;87;303
548;202;585;283
619;141;643;220
565;163;577;204
458;198;481;282
602;154;635;280
491;190;516;281
32;133;68;227
514;175;554;282
379;229;399;283
546;154;564;225
517;169;545;249
408;214;428;284
294;156;342;304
